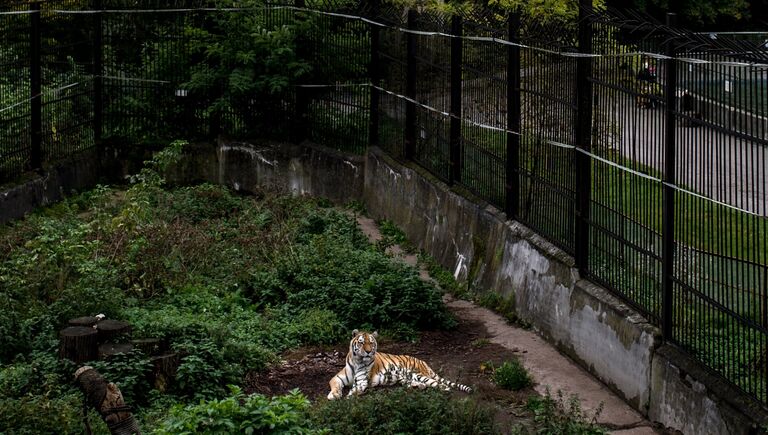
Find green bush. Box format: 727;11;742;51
0;392;90;435
173;339;233;400
289;308;346;345
312;387;497;435
491;360;532;391
527;389;606;435
153;387;324;435
91;350;154;405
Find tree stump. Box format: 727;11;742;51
131;338;163;356
59;327;99;363
150;352;179;392
99;343;134;360
96;320;132;343
74;366;141;435
69;316;99;328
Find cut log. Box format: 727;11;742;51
74;366;141;435
131;338;163;356
59;326;99;363
69;316;99;327
96;320;132;343
150;352;179;393
99;343;134;360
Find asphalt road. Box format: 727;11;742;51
609;94;768;216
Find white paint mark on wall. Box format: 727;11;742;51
454;253;466;280
219;143;277;167
387;167;401;181
344;160;358;174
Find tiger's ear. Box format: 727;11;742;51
352;329;359;337
372;331;378;338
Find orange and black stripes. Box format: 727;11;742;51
328;330;473;400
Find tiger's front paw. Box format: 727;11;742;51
347;387;366;397
328;391;342;400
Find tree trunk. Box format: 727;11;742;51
59;326;99;363
96;320;132;343
68;316;98;327
74;366;141;435
150;352;179;393
98;343;134;360
131;338;163;356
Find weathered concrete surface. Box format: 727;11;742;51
448;296;652;431
167;140;364;204
363;147;659;415
0;147;104;224
649;345;767;435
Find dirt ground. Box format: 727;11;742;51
244;310;536;430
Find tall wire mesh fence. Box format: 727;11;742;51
0;0;767;407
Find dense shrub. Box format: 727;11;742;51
91;350;154;405
312;388;498;435
491;360;532;391
527;389;606;435
153;387;323;435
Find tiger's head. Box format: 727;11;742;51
349;329;378;361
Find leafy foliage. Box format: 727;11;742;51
91;350;154;405
184;0;310;136
527;389;606;435
153;386;324;435
312;387;498;434
490;360;532;391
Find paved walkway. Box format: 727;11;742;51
354;214;659;434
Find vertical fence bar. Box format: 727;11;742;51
574;0;593;271
368;0;380;147
662;13;678;341
30;1;42;172
93;0;103;148
506;12;521;219
449;14;462;185
292;0;308;143
404;9;417;160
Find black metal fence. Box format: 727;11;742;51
1;0;767;408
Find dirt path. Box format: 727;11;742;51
245;214;661;434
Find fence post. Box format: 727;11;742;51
368;0;380;147
506;12;521;219
574;0;593;271
449;14;462;185
30;1;42;172
404;9;417;160
662;13;678;341
292;0;309;144
93;0;103;150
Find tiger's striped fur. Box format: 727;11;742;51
327;330;473;400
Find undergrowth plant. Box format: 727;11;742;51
312;387;498;435
526;389;606;435
489;360;532;391
153;386;324;435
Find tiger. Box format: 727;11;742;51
327;329;473;400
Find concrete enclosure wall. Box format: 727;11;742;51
0;147;104;224
1;140;765;433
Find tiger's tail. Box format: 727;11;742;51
410;372;473;393
434;375;473;393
